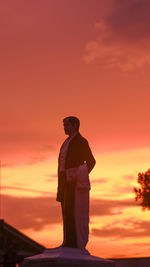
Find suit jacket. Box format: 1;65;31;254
56;132;96;202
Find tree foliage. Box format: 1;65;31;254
134;169;150;210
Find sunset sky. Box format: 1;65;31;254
1;0;150;259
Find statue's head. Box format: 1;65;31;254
63;116;80;136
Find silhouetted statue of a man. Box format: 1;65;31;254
57;116;96;249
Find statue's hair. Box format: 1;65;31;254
63;116;80;131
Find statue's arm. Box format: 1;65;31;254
82;139;96;173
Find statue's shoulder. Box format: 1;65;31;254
74;133;88;145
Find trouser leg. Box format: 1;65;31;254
61;200;67;245
75;189;89;249
61;182;77;247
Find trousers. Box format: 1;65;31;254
61;178;77;247
60;170;89;249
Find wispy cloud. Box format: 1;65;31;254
2;195;60;231
91;178;108;184
39;144;55;152
2;186;52;195
1;195;137;231
91;218;150;239
84;0;150;71
122;175;135;181
0;127;56;166
26;155;48;165
45;174;57;182
1;162;17;168
90;198;137;217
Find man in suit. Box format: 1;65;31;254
57;116;96;249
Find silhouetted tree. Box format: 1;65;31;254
134;169;150;210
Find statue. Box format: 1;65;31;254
57;116;96;249
20;117;115;266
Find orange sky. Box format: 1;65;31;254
1;0;150;259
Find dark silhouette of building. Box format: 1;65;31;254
0;219;45;267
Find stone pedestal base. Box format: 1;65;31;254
19;247;115;267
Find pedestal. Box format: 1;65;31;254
19;247;115;267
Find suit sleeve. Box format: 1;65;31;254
82;139;96;173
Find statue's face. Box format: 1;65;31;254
63;119;76;136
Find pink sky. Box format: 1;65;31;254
1;0;150;258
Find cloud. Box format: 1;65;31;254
49;174;57;178
123;175;135;181
2;186;52;195
0;117;56;166
2;195;61;231
45;174;57;182
26;155;48;165
116;186;133;194
91;218;150;239
45;178;56;182
108;0;150;40
0;136;56;167
91;178;108;184
90;198;137;217
84;0;150;71
1;162;16;168
39;144;55;152
46;179;57;183
45;174;57;178
1;195;137;231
